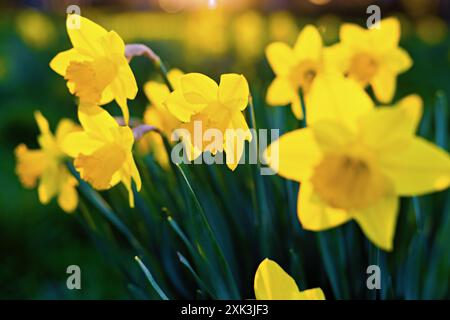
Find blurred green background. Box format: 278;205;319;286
1;0;449;299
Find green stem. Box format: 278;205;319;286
134;256;170;300
299;89;307;128
412;197;424;234
67;162;145;256
434;91;448;149
125;44;174;91
158;134;240;298
177;251;216;298
174;163;240;299
156;58;174;92
246;96;272;256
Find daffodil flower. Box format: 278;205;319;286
15;112;79;213
165;73;252;171
144;69;183;136
265;77;450;251
254;259;325;300
62;105;141;208
50;15;137;125
326;17;412;103
265;25;325;119
139;69;183;167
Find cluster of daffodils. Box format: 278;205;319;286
15;16;252;210
16;16;141;210
264;19;450;251
266;18;412;118
14;15;450;300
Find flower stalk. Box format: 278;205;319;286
125;44;174;92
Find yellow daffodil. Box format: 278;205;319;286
15;112;79;213
165;72;252;171
254;259;325;300
62;105;141;208
265;25;325;119
140;69;183;167
326;17;412;103
50;15;137;124
265;76;450;251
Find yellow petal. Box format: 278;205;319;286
383;47;412;74
34;111;50;135
38;164;59;204
218;74;249;111
265;42;296;76
110;171;122;188
15;144;48;188
62;131;103;158
101;31;138;106
180;73;218;104
224;112;252;171
78;104;119;140
340;23;369;50
118;153;141;208
100;86;115;105
297;288;326;300
165;89;205;122
109;78;131;125
118;62;138;100
395;94;423;133
66;15;107;56
144;104;179;135
179;131;203;162
266;77;295;106
167;68;184;89
131;157;142;191
307;74;374;129
312;120;355;152
57;176;78;213
371;68;396;104
254;259;301;300
379;137;450;196
264;128;322;182
370;17;401;52
294;25;323;62
298;182;351;231
119;166;135;208
290;95;303;120
353;194;399;251
49;48;90;76
55;119;80;146
323;44;351;74
101;31;125;56
34;111;57;151
140;133;169;168
65;60;111;104
144;81;171;107
74;143;127;190
359;105;421;152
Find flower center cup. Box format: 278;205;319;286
310;150;388;210
348;53;378;85
74;142;126;190
65;57;118;104
289;60;318;94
